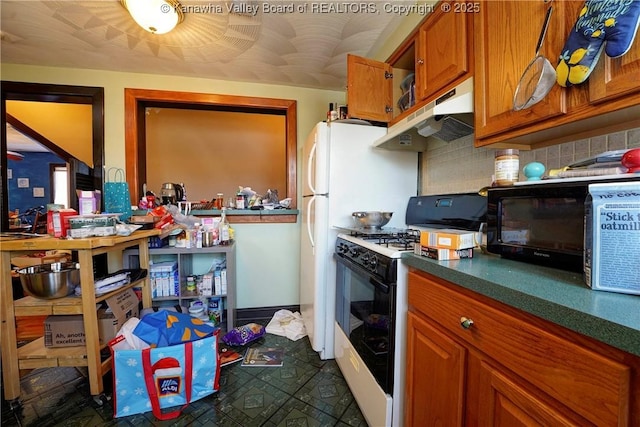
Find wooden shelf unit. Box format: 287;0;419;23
0;230;158;403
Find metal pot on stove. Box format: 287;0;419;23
352;211;393;229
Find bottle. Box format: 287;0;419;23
494;149;520;186
215;193;224;210
219;208;230;245
195;223;203;248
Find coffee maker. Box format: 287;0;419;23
160;183;185;205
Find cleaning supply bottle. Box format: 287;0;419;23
219;208;230;245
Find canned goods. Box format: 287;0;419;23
186;275;196;292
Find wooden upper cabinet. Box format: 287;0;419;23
415;1;473;102
474;0;640;148
589;39;640;103
346;54;393;122
474;0;570;141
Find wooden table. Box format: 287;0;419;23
0;230;158;406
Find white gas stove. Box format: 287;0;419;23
333;194;487;426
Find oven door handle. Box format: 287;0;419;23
334;254;390;293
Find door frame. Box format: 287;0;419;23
1;81;104;231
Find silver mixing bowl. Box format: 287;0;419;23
18;262;80;299
352;211;393;229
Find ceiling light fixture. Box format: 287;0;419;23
121;0;184;34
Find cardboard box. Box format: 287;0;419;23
44;289;139;347
584;181;640;295
97;289;140;344
44;315;86;347
47;209;77;237
77;190;101;215
418;227;478;250
414;245;474;260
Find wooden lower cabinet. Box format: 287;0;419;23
406;311;465;427
406;269;640;426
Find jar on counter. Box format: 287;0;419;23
236;193;246;209
214;193;224;210
494;149;519;186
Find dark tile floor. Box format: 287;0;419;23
1;320;368;427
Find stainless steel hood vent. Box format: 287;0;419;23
373;77;474;151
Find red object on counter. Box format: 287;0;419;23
149;205;168;217
47;209;77;237
621;148;640;173
154;214;174;229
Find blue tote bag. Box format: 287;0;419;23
112;333;220;420
104;167;132;220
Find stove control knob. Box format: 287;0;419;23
349;247;360;257
361;252;369;262
337;243;349;254
368;254;378;269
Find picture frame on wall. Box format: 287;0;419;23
17;178;29;188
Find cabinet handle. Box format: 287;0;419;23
417;58;424;65
460;317;474;329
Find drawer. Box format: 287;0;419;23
408;270;630;427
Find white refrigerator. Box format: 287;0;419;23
300;121;418;360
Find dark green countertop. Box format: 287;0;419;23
403;253;640;357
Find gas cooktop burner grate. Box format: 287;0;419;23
342;228;421;251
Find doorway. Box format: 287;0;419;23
1;81;104;232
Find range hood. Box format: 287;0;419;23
373;77;474;151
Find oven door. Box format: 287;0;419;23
334;254;396;394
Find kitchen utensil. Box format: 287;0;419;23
160;183;184;205
352;211;393;229
513;6;556;111
18;262;80;299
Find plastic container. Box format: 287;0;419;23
494;149;520;186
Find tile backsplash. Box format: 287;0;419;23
421;127;640;195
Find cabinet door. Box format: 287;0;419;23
589;37;640;102
474;0;569;140
476;360;595;427
347;54;393;122
405;311;465;427
415;1;472;102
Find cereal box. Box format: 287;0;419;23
584;181;640;295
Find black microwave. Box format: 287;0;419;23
486;177;640;272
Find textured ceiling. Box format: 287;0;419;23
0;0;408;90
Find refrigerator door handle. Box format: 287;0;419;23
306;195;316;252
307;141;317;195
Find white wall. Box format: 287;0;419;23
2;63;343;309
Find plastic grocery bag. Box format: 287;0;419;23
110;317;150;351
112;332;220;420
265;309;307;341
133;310;216;348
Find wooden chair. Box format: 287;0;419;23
31;211;48;234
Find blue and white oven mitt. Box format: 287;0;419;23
556;0;640;87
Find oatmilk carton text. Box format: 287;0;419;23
584;181;640;295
